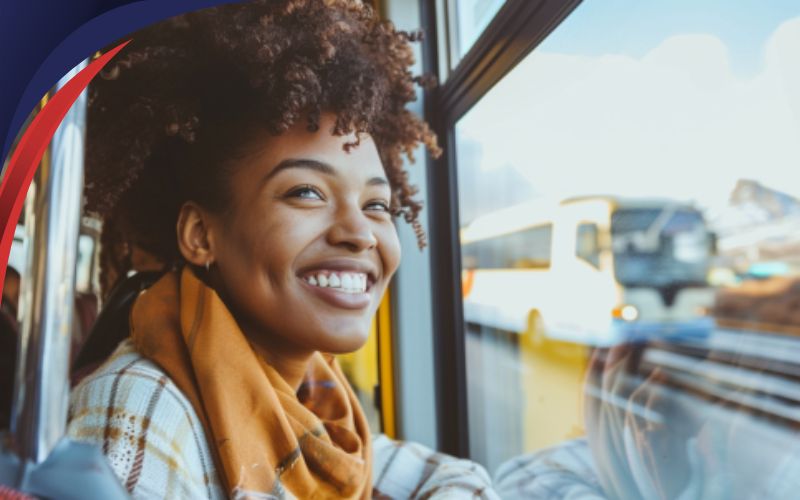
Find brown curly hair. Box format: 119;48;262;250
85;0;439;298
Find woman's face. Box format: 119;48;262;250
208;115;401;354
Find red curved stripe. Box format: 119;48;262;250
0;41;130;301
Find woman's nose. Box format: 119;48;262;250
326;204;378;252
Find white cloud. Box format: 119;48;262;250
457;17;800;213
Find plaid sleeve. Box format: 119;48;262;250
67;343;224;500
372;434;499;499
494;438;607;499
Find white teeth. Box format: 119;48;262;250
341;273;354;290
304;271;368;293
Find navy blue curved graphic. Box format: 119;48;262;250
0;0;238;168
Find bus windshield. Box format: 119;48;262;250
611;207;711;288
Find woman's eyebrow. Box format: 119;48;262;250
366;176;389;187
266;158;389;186
267;158;335;180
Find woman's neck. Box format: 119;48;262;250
210;271;314;391
247;333;315;392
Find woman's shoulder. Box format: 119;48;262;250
68;339;224;499
69;339;193;426
73;338;165;383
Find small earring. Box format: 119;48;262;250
205;260;211;272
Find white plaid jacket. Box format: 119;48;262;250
68;340;498;499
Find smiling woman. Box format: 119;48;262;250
188;116;401;366
64;1;497;499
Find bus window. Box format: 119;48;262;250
462;224;552;270
611;208;712;289
576;222;600;269
75;234;94;293
447;0;800;496
447;0;507;71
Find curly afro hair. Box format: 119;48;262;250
85;0;440;297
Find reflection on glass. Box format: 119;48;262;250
461;198;716;346
453;1;800;496
451;0;506;67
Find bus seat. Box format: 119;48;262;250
71;271;163;385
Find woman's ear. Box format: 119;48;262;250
176;202;216;267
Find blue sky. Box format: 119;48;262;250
541;0;800;77
457;0;800;214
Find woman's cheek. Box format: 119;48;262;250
380;223;402;279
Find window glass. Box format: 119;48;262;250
75;234;95;294
462;224;552;270
454;2;800;496
449;0;506;69
576;222;600;269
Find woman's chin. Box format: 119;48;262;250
310;325;371;354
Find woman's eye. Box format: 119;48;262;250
287;185;324;201
364;200;391;213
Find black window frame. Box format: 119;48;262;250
419;0;583;457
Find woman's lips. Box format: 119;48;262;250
300;278;371;310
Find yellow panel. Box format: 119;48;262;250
377;290;395;438
336;291;395;437
338;317;378;395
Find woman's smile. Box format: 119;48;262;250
297;258;379;309
300;276;371;309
